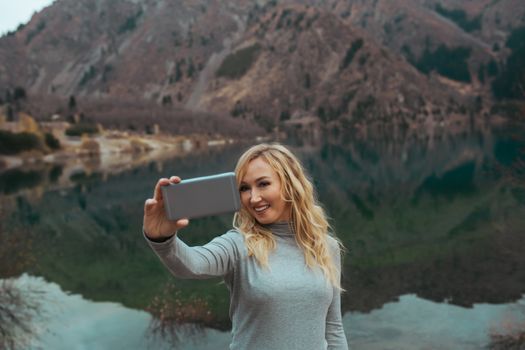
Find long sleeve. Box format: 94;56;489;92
145;229;243;279
326;238;349;349
145;223;349;350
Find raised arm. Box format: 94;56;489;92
146;230;242;279
143;176;243;279
326;238;349;349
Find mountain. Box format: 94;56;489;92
198;5;467;131
332;0;525;101
0;0;523;134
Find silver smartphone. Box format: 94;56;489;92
161;172;241;220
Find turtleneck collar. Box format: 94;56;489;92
263;222;295;237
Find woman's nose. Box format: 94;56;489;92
249;190;261;203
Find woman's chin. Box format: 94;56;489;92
255;218;272;225
254;214;276;225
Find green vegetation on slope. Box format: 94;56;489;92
492;26;525;100
415;44;472;83
216;44;261;79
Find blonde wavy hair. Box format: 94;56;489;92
233;143;343;289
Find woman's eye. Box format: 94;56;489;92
239;185;249;192
259;181;270;187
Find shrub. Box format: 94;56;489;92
25;20;46;44
187;60;195;78
118;10;143;34
279;110;290;121
79;66;96;86
129;138;152;152
0;130;41;155
68;95;76;110
0;169;43;194
6;106;14;122
65;122;99;136
489;331;525;349
161;95;172;106
44;132;61;150
13;87;26;101
80;138;100;155
304;73;311;89
340;39;364;70
230;101;246;117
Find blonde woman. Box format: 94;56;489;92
143;143;348;349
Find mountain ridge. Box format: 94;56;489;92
1;0;523;134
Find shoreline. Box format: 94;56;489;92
0;131;249;199
0;131;240;174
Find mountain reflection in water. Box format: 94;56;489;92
5;275;525;350
0;123;524;348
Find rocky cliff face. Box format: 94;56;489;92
0;0;523;133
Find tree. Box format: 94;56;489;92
304;73;311;89
187;60;195;78
6;106;14;122
44;132;61;150
162;95;172;106
68;95;77;111
280;110;291;121
340;39;364;70
5;90;12;103
477;64;485;84
415;45;472;82
13;87;26;101
491;26;525;100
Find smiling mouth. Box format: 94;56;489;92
254;205;270;213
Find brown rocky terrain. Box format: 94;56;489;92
0;0;523;134
199;5;470;131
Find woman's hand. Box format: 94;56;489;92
143;176;189;240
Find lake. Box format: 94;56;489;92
1;122;524;349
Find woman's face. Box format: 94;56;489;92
239;157;291;224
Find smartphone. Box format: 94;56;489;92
161;172;241;220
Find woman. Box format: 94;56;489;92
143;143;348;349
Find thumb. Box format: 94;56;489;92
176;218;190;229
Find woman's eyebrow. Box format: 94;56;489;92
240;176;270;185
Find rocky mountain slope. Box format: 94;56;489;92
198;5;468;131
0;0;523;134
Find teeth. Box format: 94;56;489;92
254;205;269;212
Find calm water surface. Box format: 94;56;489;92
1;123;524;349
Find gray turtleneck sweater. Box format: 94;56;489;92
146;223;348;350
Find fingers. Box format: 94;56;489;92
169;176;181;184
144;198;157;214
153;178;168;201
153;176;181;201
176;218;189;228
